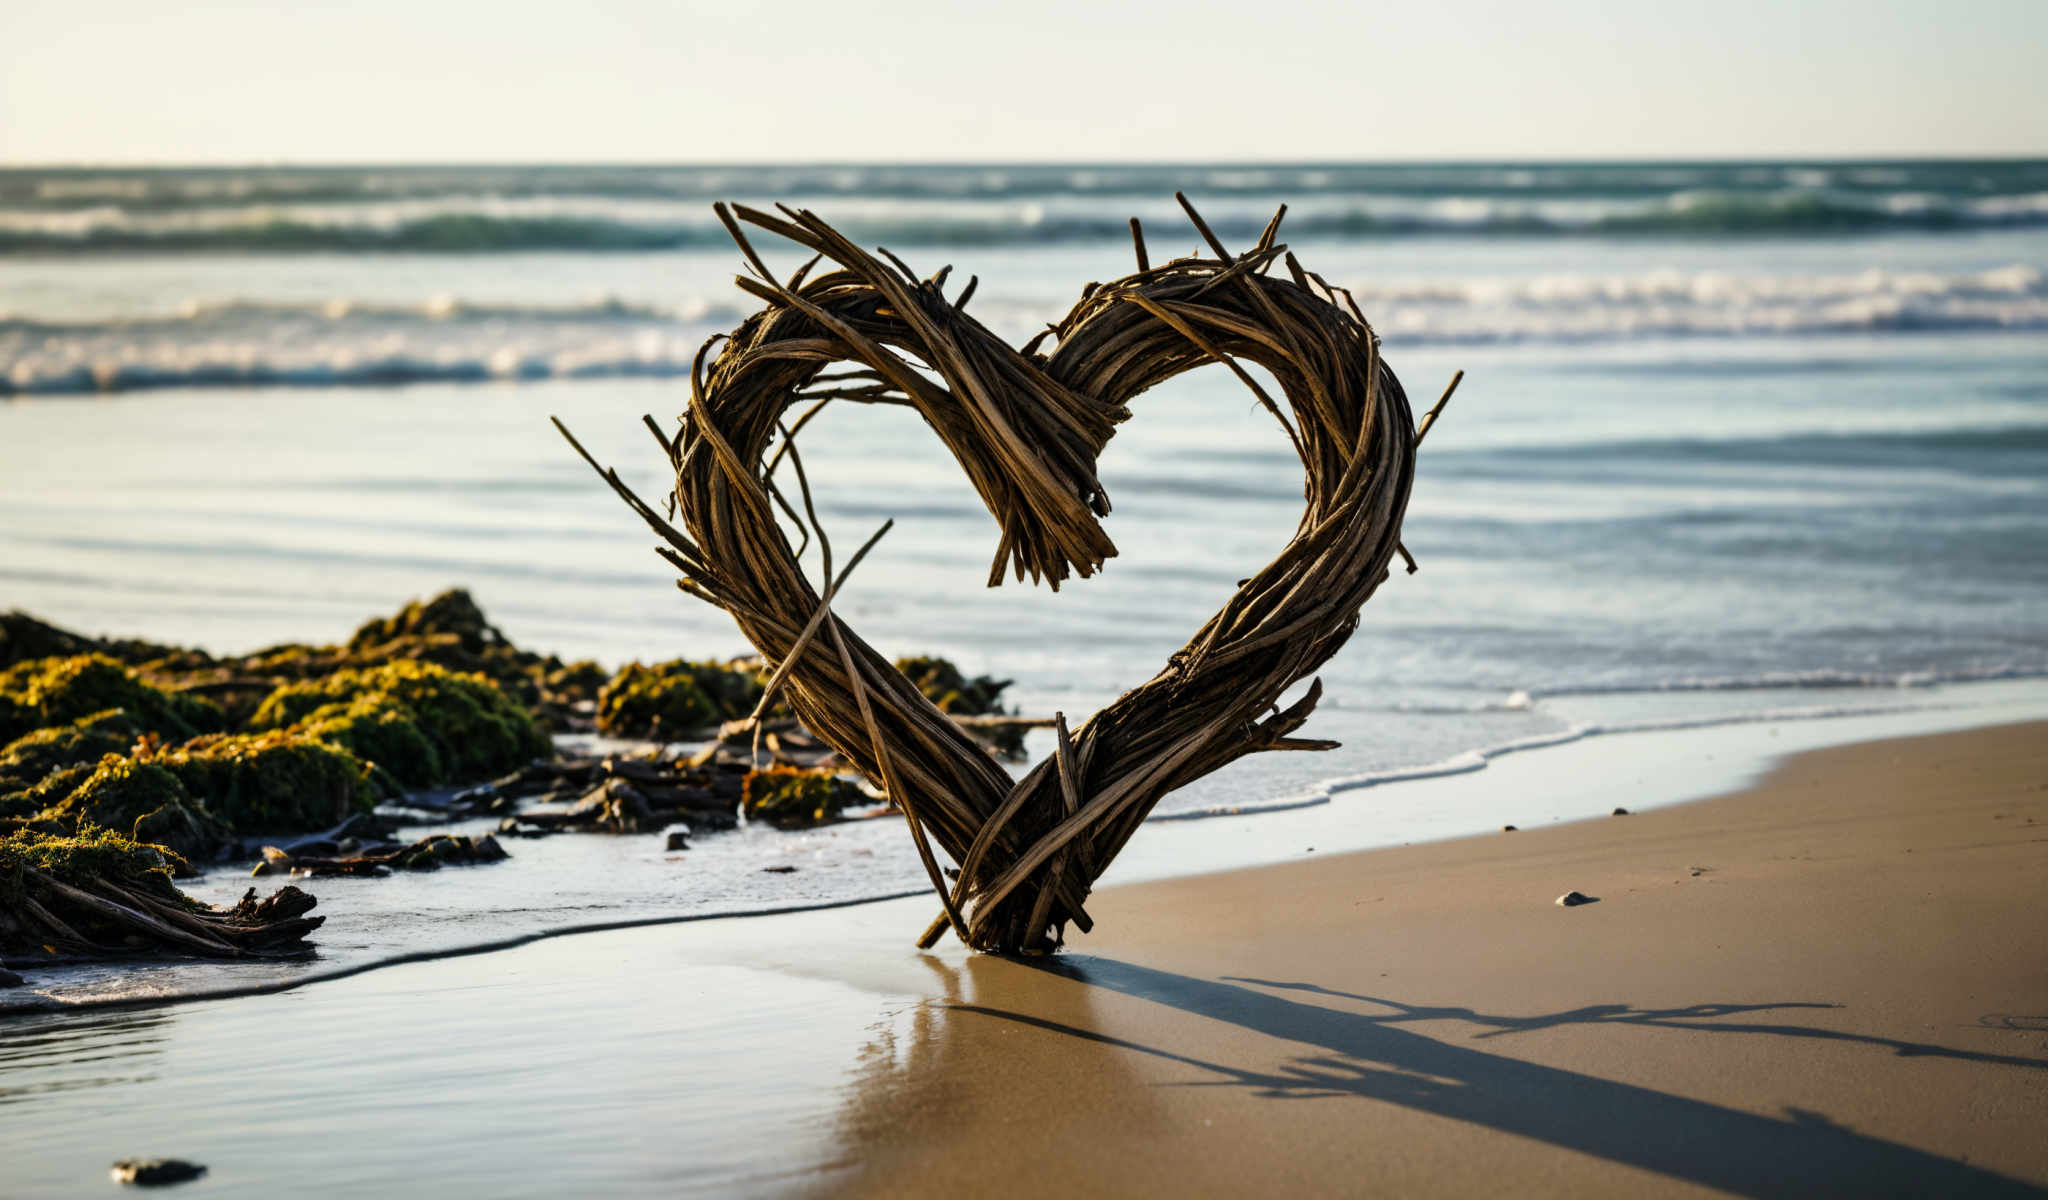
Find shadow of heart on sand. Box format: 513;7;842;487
934;957;2048;1198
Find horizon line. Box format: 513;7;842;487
5;152;2047;172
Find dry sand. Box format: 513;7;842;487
827;721;2048;1197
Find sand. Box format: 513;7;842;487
3;718;2044;1197
829;721;2048;1197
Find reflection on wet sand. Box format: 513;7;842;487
0;1009;172;1106
822;951;2048;1199
826;951;1171;1196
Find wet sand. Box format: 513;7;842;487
833;721;2048;1197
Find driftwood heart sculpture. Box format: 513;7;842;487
561;195;1451;955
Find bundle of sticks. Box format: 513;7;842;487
561;195;1452;954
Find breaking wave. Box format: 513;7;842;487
6;264;2042;394
5;189;2048;255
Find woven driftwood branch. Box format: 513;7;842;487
562;194;1434;954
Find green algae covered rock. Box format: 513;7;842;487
250;660;550;787
287;695;444;787
0;655;223;745
342;588;558;715
348;587;506;653
0;612;104;670
0;611;195;672
29;756;229;862
0;709;141;796
892;656;1011;716
541;658;609;705
3;594;614;740
741;766;866;830
2;761;96;823
227;590;604;728
597;659;766;738
0;825;194;911
147;730;378;832
4;724;379;847
2;826;324;963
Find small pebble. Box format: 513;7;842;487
1555;890;1598;907
1611;807;1630;816
110;1159;207;1186
762;865;797;874
1502;824;1518;832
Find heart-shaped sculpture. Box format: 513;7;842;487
563;196;1443;955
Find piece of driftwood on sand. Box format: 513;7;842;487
4;873;322;963
560;194;1451;954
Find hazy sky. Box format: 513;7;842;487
3;0;2043;164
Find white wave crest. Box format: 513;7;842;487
1355;263;2048;345
5;263;2045;394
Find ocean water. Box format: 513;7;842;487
2;162;2046;1005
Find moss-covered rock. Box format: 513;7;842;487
342;589;560;710
0;612;196;672
223;590;602;728
5;595;615;740
250;660;550;787
0;709;143;821
741;767;866;829
597;659;766;738
349;588;504;653
0;612;103;669
893;656;1011;716
0;825;194;911
0;656;223;745
145;731;377;833
286;695;444;786
0;709;141;796
2;826;324;961
541;659;608;706
2;761;96;822
30;756;229;861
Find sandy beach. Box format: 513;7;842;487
835;720;2048;1197
3;718;2043;1197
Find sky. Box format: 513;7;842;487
2;0;2044;164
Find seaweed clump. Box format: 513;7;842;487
892;656;1011;716
144;731;380;832
25;756;228;862
0;655;222;745
5;723;381;857
250;660;551;787
0;611;192;672
596;659;766;738
742;766;866;830
339;589;609;724
0;709;142;818
135;590;604;729
347;588;509;653
0;826;322;962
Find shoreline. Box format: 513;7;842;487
835;718;2048;1196
6;674;2043;1014
0;717;2043;1195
